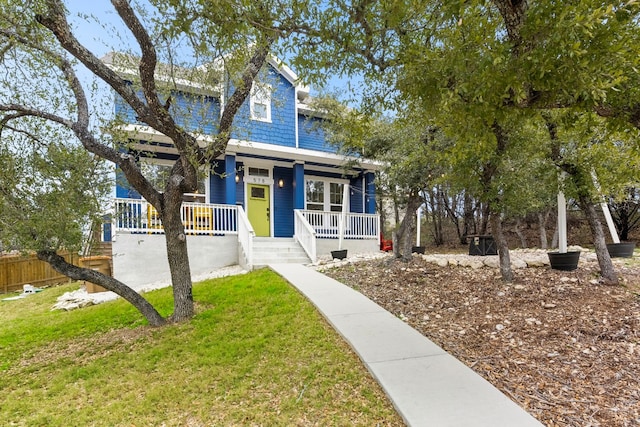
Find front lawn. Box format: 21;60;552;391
0;268;402;426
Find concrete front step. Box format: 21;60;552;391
251;238;310;266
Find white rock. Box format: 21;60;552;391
512;259;528;269
422;255;439;264
525;256;548;267
483;257;500;268
436;258;449;268
470;261;484;269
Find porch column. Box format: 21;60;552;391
225;154;237;205
365;171;376;214
293;162;305;210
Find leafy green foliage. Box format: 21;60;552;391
0;124;110;252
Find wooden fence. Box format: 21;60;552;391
0;251;80;294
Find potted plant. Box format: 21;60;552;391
331;248;348;260
606;241;636;258
548;188;581;271
548;250;581;271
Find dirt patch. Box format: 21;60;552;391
324;255;640;427
10;326;154;374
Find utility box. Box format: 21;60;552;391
468;235;498;256
79;256;111;293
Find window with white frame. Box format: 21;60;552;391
250;83;271;122
305;180;324;211
329;182;344;212
140;160;207;203
305;179;347;212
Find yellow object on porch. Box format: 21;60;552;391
192;206;213;231
147;205;162;231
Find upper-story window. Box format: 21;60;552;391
250;83;271;122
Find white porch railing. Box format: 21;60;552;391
294;210;317;263
300;210;380;240
237;205;255;270
114;198;238;235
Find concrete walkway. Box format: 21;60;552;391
270;263;543;427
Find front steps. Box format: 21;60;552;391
252;238;311;268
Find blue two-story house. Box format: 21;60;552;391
107;53;381;287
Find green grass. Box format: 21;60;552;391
0;269;403;426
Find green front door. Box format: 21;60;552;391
248;184;270;237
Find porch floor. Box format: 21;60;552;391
270;264;543;427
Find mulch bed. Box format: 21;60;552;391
324;255;640;427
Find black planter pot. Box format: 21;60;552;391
331;249;348;260
548;251;581;271
606;242;636;258
412;246;426;254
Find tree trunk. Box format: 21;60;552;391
393;195;421;261
37;250;166;326
538;210;550;250
479;202;490;235
162;192;195;322
462;192;476;245
490;212;513;282
393;192;400;226
514;217;527;248
429;188;444;246
578;196;619;285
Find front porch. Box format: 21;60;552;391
111;198;379;287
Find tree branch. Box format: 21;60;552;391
37;250;167;326
35;0;151;121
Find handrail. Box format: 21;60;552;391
113;198;238;235
294;209;317;263
299;210;379;240
236;205;255;269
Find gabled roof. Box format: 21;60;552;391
102;52;222;96
103;51;314;98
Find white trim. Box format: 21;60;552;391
304;174;349;184
244;182;274;237
118;125;384;170
304;177;350;213
242;163;274;237
295;86;300;149
102;53;219;97
266;56;309;97
228;139;384;170
250;83;272;123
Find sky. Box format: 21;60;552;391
63;0;360;102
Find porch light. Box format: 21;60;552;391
235;174;240;183
278;178;284;188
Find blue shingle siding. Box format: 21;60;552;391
298;116;337;153
114;93;138;124
231;67;296;147
114;86;220;133
172;92;220;134
209;161;226;204
115;167;141;199
273;166;294;237
349;175;364;214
